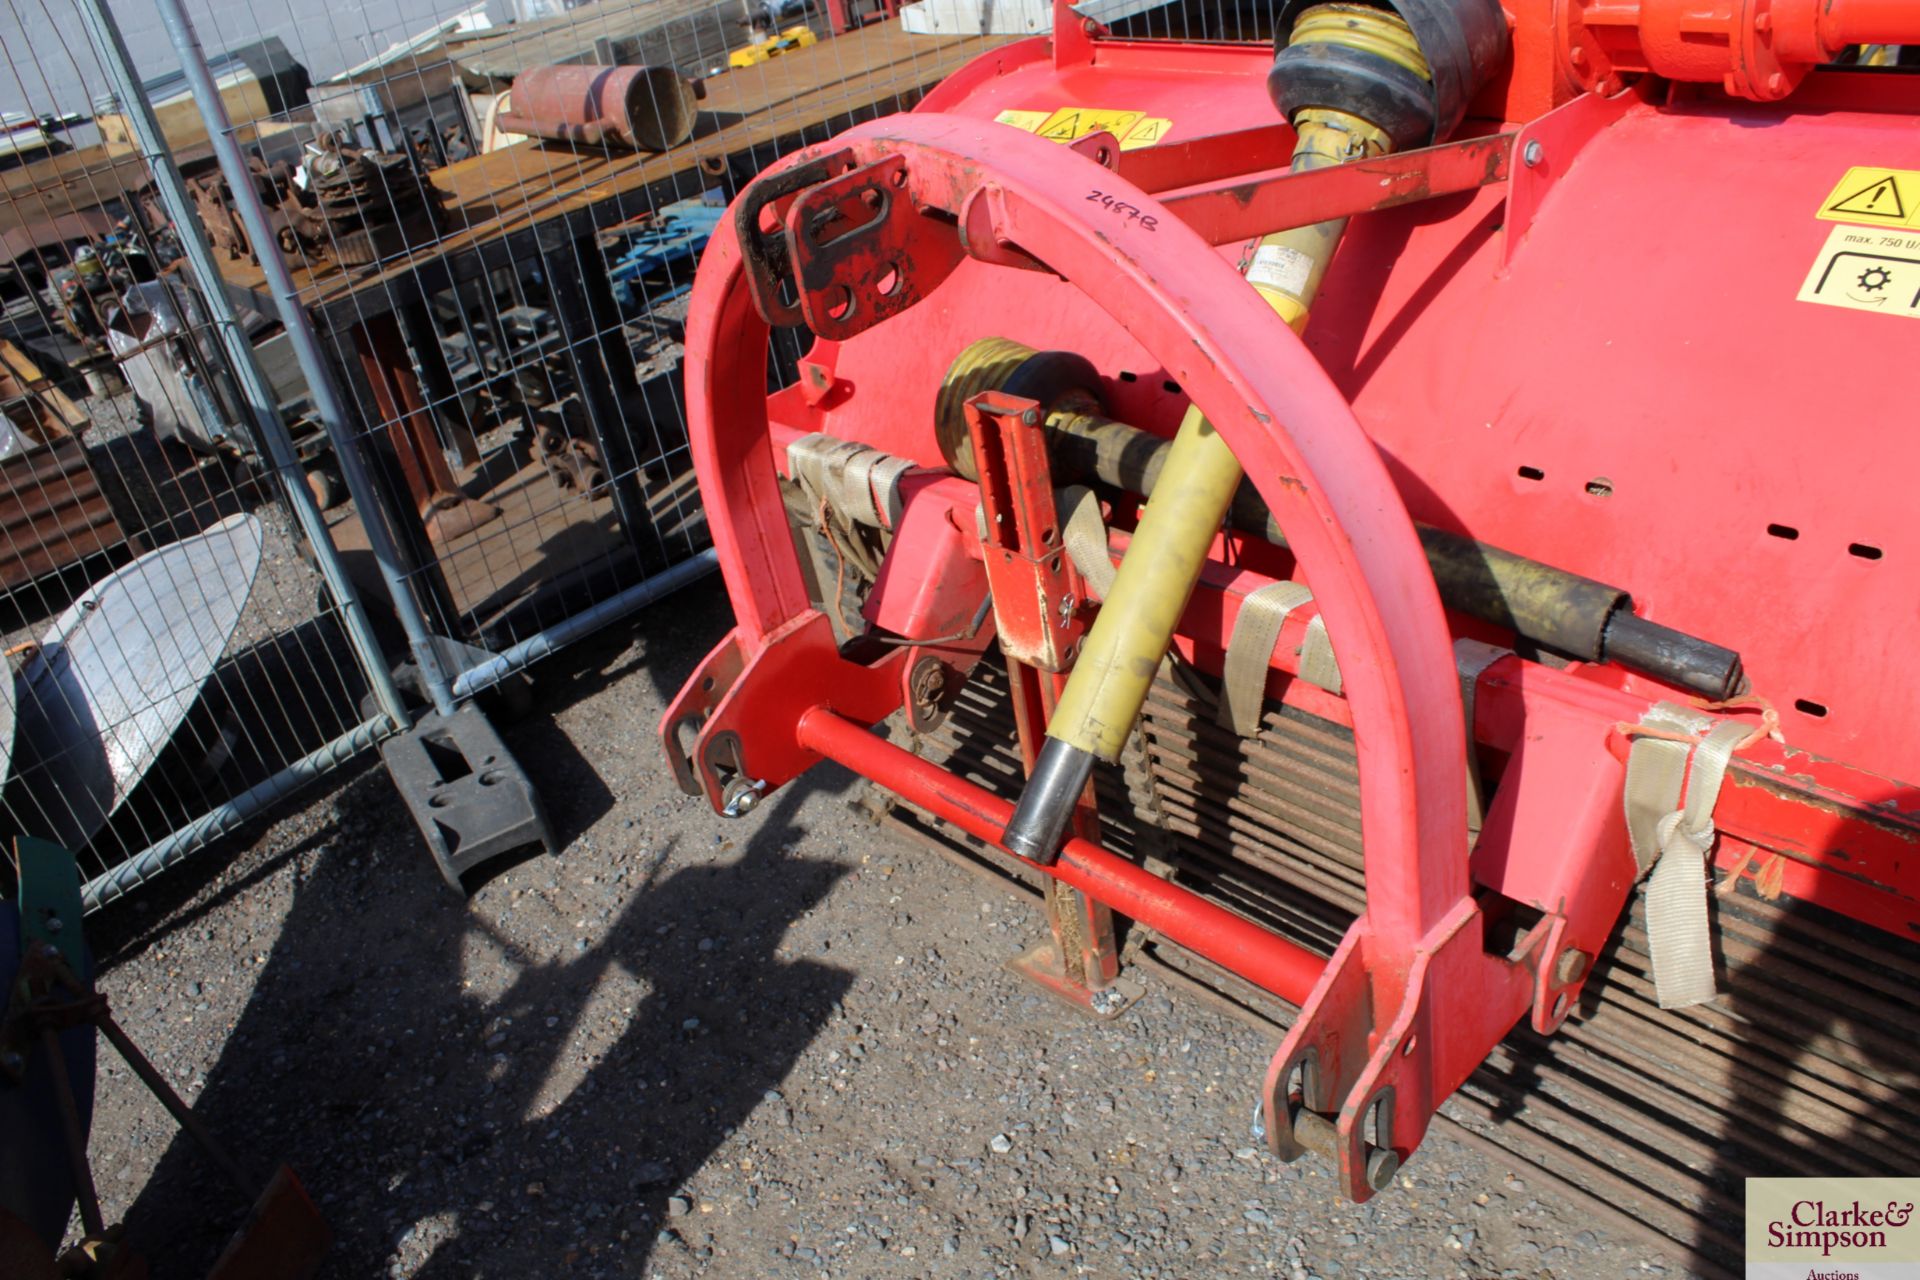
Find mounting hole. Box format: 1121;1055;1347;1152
1400;1034;1417;1057
1161;379;1182;395
478;769;505;787
1095;146;1112;165
1766;523;1799;541
1364;1094;1387;1147
1117;371;1138;383
1517;465;1545;482
427;793;451;809
826;286;855;321
1794;698;1828;719
1551;991;1569;1020
702;675;716;692
876;263;902;296
1848;542;1883;561
1039;525;1056;547
1584;476;1613;498
890;167;907;187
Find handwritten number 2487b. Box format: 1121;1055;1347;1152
1086;190;1158;231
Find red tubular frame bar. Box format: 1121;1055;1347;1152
797;706;1329;1004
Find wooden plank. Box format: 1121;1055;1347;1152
0;146;154;235
0;339;83;443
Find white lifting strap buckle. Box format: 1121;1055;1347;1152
1623;702;1753;1010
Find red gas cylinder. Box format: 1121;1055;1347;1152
497;64;696;151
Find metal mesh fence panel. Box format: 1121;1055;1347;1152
0;0;1061;903
114;0;1025;668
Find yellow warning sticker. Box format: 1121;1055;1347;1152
1817;167;1920;228
1797;224;1920;321
993;109;1051;133
994;106;1175;150
1119;116;1174;149
1035;107;1141;142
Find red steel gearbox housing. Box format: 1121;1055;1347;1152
659;0;1920;1226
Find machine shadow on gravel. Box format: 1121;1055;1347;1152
113;767;858;1276
104;583;862;1275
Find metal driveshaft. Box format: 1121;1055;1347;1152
1004;3;1438;864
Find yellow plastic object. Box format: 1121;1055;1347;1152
729;24;818;68
1039;6;1422;764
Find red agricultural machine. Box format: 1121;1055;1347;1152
660;0;1920;1261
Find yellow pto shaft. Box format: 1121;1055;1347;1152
1002;5;1426;863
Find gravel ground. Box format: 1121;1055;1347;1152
76;577;1686;1280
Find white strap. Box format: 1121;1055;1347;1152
1217;580;1314;735
1299;614;1341;696
1059;486;1116;601
1623;703;1749;1009
868;453;916;529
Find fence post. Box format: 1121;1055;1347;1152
142;0;461;717
75;0;417;732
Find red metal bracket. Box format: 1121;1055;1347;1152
966;391;1087;675
784;153;966;340
660;613;909;813
965;390;1125;1006
1502;84;1649;265
1154;131;1514;248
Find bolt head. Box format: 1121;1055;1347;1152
1522;140;1544;168
720;777;765;817
1021;409;1038;426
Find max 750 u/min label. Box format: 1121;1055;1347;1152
1797;225;1920;322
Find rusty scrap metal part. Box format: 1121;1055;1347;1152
534;422;607;493
882;664;1918;1280
184;144;441;268
301;147;442;267
497;64;698;153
